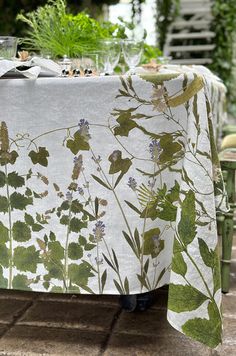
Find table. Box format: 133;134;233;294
0;66;227;348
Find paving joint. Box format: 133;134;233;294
99;306;122;355
0;296;38;340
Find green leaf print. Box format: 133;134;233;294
182;301;222;348
178;191;196;246
69;217;87;233
12;274;32;291
142;228;163;258
48;241;64;261
172;252;187;277
29;147;49;167
68;243;83;260
0;222;9;243
7;172;24;188
13;246;40;273
101;269;107;292
0;171;6;187
24;213;34;226
159;134;182;165
31;223;44;232
0;243;9;267
0;266;7;288
68;262;94;286
66;131;90;155
0;151;18;166
0;195;8;213
10;192;33;210
113;111;138;137
168;284;208;313
12;221;31;242
198;238;215;268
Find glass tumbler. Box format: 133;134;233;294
0;37;18;60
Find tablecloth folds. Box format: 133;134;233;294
0;68;228;348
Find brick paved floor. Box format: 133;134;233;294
0;236;235;355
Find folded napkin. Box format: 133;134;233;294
0;57;61;79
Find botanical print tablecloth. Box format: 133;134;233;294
0;68;227;347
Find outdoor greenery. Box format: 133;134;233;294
210;0;236;115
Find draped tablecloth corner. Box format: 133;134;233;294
0;67;228;348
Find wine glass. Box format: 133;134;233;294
122;39;144;75
97;39;121;75
0;36;18;60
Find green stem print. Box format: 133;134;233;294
5;165;13;289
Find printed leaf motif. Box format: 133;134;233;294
0;171;6;187
167;76;204;107
10;192;33;210
91;175;111;190
66;131;89;155
24;213;34;226
168;284;208;313
12;221;31;242
101;269;107;292
68;262;94;286
140;73;180;85
70;217;87;233
142;228;163;258
29;147;49;167
172;252;187;277
0;196;8;213
48;241;64;261
13;246;40;273
178;191;196;246
0;243;9;267
0;222;8;243
7;172;24;188
108;150;132;187
182;302;222;348
159;134;182;165
198;238;215;268
0;266;7;288
68;243;83;260
0;151;18;166
32;223;44;232
113;111;138;137
12;274;32;291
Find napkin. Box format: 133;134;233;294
0;57;61;79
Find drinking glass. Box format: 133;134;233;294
97;39;121;75
0;36;18;60
81;53;100;76
122;40;143;75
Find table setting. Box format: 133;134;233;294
0;1;229;350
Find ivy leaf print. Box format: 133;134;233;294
29;147;49;167
12;221;31;242
113;111;138;137
108;150;132;188
159;134;183;165
10;192;33;210
142;228;164;258
66;131;89;155
7;172;24;188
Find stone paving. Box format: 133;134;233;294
0;236;235;355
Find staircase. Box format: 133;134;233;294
163;0;215;65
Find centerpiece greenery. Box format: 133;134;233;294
17;0;161;62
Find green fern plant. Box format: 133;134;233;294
17;0;126;58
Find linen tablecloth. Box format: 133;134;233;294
0;67;227;347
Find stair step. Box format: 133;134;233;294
167;44;215;52
180;8;212;15
167;32;215;40
172;20;211;29
170;58;213;65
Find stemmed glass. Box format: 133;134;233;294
122;39;144;75
98;39;121;75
